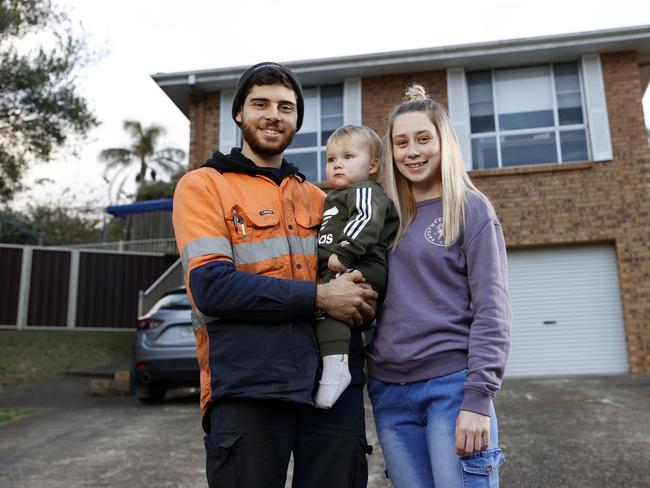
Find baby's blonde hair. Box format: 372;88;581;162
327;124;382;163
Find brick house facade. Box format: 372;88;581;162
154;26;650;374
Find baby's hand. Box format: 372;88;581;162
328;253;347;273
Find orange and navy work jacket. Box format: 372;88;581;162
172;155;325;424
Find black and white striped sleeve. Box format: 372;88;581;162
333;184;388;267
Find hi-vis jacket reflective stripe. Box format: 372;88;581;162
173;165;326;421
175;169;324;280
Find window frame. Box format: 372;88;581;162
468;62;592;170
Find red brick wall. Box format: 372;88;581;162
362;71;447;137
602;52;649;158
188;92;220;169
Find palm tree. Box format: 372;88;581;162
100;120;185;202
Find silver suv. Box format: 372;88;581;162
131;288;197;402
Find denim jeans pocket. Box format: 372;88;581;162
459;448;505;488
204;431;242;488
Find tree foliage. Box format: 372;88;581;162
135;167;185;201
100;120;186;203
0;208;39;243
0;203;100;245
25;203;101;245
0;183;131;245
0;0;99;203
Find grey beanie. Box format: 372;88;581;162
231;62;304;131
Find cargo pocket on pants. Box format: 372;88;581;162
351;435;372;488
459;448;505;488
204;431;242;488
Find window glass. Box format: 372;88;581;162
467;71;495;133
320;149;327;173
321;85;343;115
501;132;558;166
557;93;583;125
153;293;190;312
560;129;589;162
471;137;498;169
289;151;318;182
554;62;580;91
289;88;318;149
496;66;554;130
321;85;344;143
554;63;583;125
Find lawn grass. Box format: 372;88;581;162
0;407;37;423
0;329;134;390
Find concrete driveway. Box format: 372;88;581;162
496;374;650;488
0;369;648;487
0;374;205;488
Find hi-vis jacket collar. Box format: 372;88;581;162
203;148;306;185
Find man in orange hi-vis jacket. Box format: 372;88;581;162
173;62;377;488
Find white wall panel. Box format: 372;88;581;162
344;77;362;125
219;90;238;153
447;67;472;170
581;54;613;161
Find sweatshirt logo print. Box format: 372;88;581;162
321;206;339;230
424;217;446;247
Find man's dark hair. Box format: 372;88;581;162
243;67;293;99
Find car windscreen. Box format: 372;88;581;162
155;293;191;310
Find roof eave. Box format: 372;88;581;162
152;24;650;117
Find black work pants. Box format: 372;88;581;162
204;384;370;488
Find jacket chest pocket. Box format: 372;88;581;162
294;209;321;233
225;205;286;269
291;210;321;258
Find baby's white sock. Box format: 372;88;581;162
314;354;351;409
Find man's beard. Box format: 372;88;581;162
240;119;296;157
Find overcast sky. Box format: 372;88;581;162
18;0;650;210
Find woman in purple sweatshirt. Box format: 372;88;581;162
366;84;512;488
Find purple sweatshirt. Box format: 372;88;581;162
366;193;511;416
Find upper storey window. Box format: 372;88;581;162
467;62;590;169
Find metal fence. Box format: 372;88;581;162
61;238;178;255
138;258;184;316
0;244;176;330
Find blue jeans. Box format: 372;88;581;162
367;370;504;488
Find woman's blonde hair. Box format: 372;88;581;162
383;84;490;248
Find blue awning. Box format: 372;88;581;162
106;199;173;218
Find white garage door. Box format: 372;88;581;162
506;245;629;377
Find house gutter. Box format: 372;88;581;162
152;25;650;117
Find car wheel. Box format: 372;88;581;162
136;384;167;403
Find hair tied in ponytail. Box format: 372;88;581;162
404;84;429;102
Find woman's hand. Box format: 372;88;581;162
455;410;490;456
328;253;347;272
